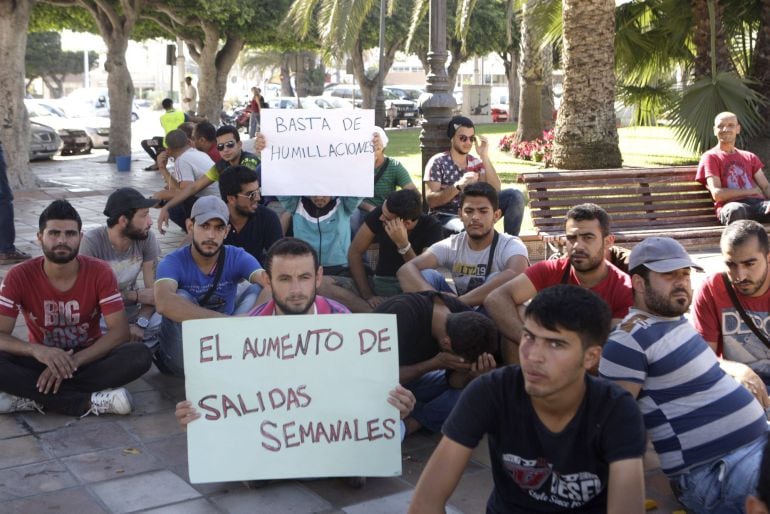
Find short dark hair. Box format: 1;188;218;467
757;432;770;505
524;285;612;349
215;125;240;142
39;199;82;232
460;182;499;211
721;219;769;254
446;311;497;361
265;237;319;276
447;115;474;139
165;129;188;150
178;122;195;139
385;189;422;221
161;98;173;110
566;203;611;237
219;165;259;202
106;208;138;228
194;122;216;142
629;264;650;281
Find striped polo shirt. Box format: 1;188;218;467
599;309;767;476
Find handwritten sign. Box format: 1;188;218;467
260;109;375;197
183;314;400;483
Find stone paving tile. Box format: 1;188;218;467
90;470;201;513
39;421;138;458
143;433;189;469
0;459;78;499
0;433;53;469
139;498;224;514
117;410;184;442
61;446;164;483
0;414;31;439
302;476;411;509
129;390;178;416
209;481;332;514
447;467;494;513
19;410;102;433
343;489;463;514
2;487;109;514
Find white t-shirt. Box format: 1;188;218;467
428;231;528;295
174;147;218;197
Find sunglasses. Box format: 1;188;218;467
238;188;261;201
216;141;238;151
457;135;476;143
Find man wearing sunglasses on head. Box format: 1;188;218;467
156;125;266;234
424;115;525;237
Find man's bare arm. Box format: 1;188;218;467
424;180;459;209
607;458;645;514
397;251;441;293
459;255;528;307
483;273;538;342
157;174;215;232
348;225;377;300
154;280;228;322
475;135;501;191
408;436;474;514
705;176;763;202
71;309;130;369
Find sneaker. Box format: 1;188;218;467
83;388;133;417
0;249;32;265
144;164;159;171
0;391;43;413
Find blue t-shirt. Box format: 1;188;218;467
157;245;262;315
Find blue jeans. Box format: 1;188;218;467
156;285;262;376
421;269;500;296
436;188;525;237
0;142;17;252
405;370;462;433
673;431;768;514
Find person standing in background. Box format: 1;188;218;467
0;140;31;264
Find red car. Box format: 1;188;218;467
491;105;509;123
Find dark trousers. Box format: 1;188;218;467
168;195;199;232
140;136;165;162
0;343;151;416
0;141;17;252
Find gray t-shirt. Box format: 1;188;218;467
81;226;160;291
174;147;218;197
428;231;528;295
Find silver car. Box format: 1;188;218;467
29;122;62;161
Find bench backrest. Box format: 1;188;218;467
519;166;717;237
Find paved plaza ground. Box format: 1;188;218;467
0;150;711;513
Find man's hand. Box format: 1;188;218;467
175;400;201;430
475;135;490;158
156;151;169;170
431;352;471;372
469;352;497;378
157;207;170;234
455;171;478;190
137;288;155;305
128;324;145;343
37;367;65;394
30;345;75;380
365;296;386;309
387;385;416;420
254;133;266;153
383;218;409;249
722;360;770;409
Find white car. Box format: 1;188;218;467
267;96;349;109
50;101;111;150
25;99;91;155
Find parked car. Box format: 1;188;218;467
65;88;140;122
384;85;424;102
29;122;62;161
491;105;509;122
25;99;91;155
42;100;111;150
323;84;420;126
267;96;347;109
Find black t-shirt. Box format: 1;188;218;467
364;208;443;277
374;291;471;365
224;207;282;264
443;366;645;513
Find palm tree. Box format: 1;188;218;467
551;0;621;169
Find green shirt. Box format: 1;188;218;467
367;157;414;207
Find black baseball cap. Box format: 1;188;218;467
104;187;158;217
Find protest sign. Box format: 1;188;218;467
183;313;401;483
260;109;375;197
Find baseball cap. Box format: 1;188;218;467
629;237;704;273
104;188;158;217
190;196;229;224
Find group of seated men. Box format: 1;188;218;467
0;110;768;513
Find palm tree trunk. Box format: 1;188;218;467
691;0;733;79
552;0;621;169
515;0;545;143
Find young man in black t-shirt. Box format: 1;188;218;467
375;291;498;435
409;285;646;514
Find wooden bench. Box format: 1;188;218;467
518;166;728;257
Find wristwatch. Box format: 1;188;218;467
135;317;150;329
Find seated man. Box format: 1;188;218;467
141;98;188;171
424;115;525;236
692;220;770;405
192;121;221;162
219;165;282;264
350;127;417;235
409;285;646;514
157;125;265;234
600;237;769;514
0;200;151;416
375;291;498;435
398;182;529;309
485;203;632;364
326;189;443;313
80;188;162;350
154;196;267;376
696;112;770;225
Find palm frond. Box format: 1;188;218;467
617;81;678;126
405;0;429;52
